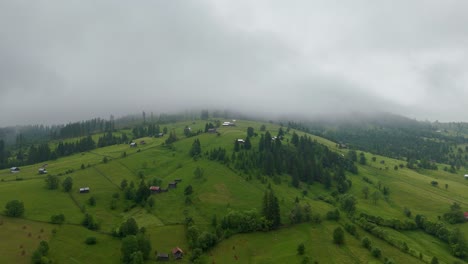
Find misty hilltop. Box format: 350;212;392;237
1;1;468;126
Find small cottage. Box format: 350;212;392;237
79;187;90;193
38;168;47;174
174;179;182;183
157;253;169;261
207;128;217;133
168;182;177;189
464;174;468;179
172;247;184;259
130;142;137;147
464;212;468;220
150;186;161;193
10;167;20;173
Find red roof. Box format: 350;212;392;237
149;186;160;191
464;212;468;219
172;247;183;254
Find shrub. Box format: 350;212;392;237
362;237;372;250
85;237;97;245
333;227;344;245
5;200;24;217
371;247;381;258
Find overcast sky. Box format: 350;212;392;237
1;0;468;126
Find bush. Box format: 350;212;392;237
297;243;305;255
333;227;344;245
371;247;381;258
85;237;97;245
5;200;24;217
362;237;372;250
326;209;340;221
50;214;65;224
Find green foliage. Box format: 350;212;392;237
362;237;372;250
119;218;139;237
371;247;382;258
431;256;439;264
184;185;193;195
189;138;202;157
50;213;65;224
5;199;24;217
193;166;205;179
340;194;357;214
443;202;465;224
85;236;97;245
45;175;60;190
297;242;305;255
262;189;281;229
326;209;340;221
88;196;96;206
62;176;73;192
31;241;49;264
82;213;99;230
333;227;344;245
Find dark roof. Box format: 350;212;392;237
172;247;183;254
157;253;169;258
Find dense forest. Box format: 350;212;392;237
287;113;468;172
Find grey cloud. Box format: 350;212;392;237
0;1;468;126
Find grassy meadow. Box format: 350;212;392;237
1;119;468;263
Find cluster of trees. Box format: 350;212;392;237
230;130;356;191
121;179;152;207
292;117;468;171
415;214;468;258
116;218;152;264
132;124;166;138
189;139;202;157
56;118;115;139
31;241;50;264
443;202;466;224
5;200;24;217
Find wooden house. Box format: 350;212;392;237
150;186;161;193
79;187;90;193
156;253;169;261
172;247;184;259
168;182;177;189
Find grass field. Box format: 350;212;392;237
1;119;468;263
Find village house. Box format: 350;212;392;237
38;168;47;174
207;128;217;133
172;247;184;260
79;187;90;193
237;139;245;144
10;167;20;173
156;253;169;261
174;179;182;183
149;186;161;193
130;142;137;147
168;182;177;189
464;174;468;180
464;212;468;220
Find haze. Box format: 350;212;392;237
1;0;468;126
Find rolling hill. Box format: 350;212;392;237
1;118;468;264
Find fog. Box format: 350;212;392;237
1;0;468;126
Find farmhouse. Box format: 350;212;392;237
38;168;47;174
464;174;468;179
130;142;137;147
10;167;20;173
237;139;245;144
168;182;177;189
222;121;235;126
140;140;146;145
464;212;468;220
79;187;90;193
157;133;164;137
207;128;217;133
156;253;169;261
172;247;184;259
149;186;160;193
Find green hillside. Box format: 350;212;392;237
1;119;468;264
